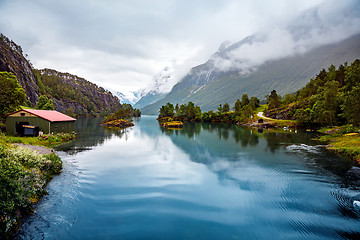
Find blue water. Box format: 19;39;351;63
16;116;360;239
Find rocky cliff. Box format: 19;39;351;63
0;34;121;116
0;34;40;105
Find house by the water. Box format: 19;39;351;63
4;109;76;136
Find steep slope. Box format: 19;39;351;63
141;34;360;114
34;69;121;115
0;34;121;115
133;92;167;109
0;34;40;105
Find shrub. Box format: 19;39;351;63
0;144;62;237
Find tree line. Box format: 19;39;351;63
265;59;360;127
103;103;141;122
158;94;260;123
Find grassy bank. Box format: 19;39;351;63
0;132;75;147
316;126;360;164
0;133;74;238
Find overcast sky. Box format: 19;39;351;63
1;0;359;98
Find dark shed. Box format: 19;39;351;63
4;109;76;136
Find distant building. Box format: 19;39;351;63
4;109;76;136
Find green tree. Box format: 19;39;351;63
282;93;295;105
217;104;223;113
35;95;48;109
35;95;54;110
234;99;241;112
313;81;339;126
159;102;175;118
249;97;260;110
341;85;360;125
0;72;26;116
67;107;75;117
223;103;230;112
267;90;281;110
42;99;54;110
241;94;250;107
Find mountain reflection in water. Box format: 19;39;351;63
17;116;360;240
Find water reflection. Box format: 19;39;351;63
55;117;132;154
155;121;357;189
17;116;360;240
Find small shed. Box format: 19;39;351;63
4;109;76;136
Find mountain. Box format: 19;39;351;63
133;67;174;109
133;92;167;110
0;34;121;116
141;34;360;115
34;68;121;115
0;34;40;105
114;91;139;105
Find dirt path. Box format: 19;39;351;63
257;112;274;120
14;143;52;155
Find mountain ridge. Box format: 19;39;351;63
141;34;360;114
0;34;121;116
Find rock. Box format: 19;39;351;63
0;34;40;105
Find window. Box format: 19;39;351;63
20;113;25;116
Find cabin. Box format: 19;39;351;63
4;109;76;136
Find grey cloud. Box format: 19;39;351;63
0;0;359;96
212;0;360;73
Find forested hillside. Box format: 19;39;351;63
33;69;121;116
265;59;360;127
0;34;121;116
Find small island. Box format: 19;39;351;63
101;119;134;128
101;103;141;128
160;121;183;128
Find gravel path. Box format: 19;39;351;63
14;143;52;155
257;112;274;120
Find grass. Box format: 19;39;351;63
316;126;360;164
0;132;75;147
256;104;267;113
19;105;35;110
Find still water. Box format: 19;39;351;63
17;116;360;239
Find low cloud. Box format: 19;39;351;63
212;0;360;73
0;0;359;96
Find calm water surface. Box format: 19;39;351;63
16;116;360;239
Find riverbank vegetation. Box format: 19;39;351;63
0;140;62;238
315;125;360;163
0;132;75;238
101;104;140;128
0;132;75;147
158;95;260;124
264;59;360;128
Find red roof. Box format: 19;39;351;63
5;109;76;122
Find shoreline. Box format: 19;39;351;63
0;133;74;238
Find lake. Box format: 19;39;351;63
16;116;360;239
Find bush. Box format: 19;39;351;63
0;144;62;237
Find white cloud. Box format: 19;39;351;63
211;0;360;72
0;0;359;95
